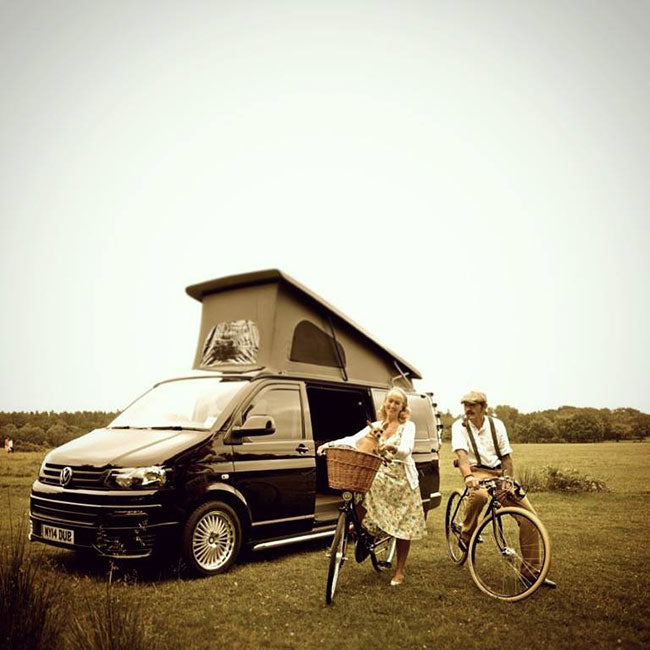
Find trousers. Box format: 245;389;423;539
461;468;542;577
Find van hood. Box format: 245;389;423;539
45;427;214;468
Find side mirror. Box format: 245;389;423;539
231;415;276;437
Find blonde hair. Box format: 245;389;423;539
378;387;411;424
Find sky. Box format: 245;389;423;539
1;1;648;416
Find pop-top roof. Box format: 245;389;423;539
186;269;421;382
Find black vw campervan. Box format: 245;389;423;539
29;270;442;575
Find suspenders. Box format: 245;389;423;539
462;416;502;468
488;416;503;461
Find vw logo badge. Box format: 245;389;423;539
60;467;73;487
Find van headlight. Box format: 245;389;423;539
105;466;170;489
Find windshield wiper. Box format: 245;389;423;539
108;426;154;430
108;425;205;431
149;425;206;431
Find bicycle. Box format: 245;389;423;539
445;476;552;602
326;490;396;604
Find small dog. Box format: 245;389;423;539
355;420;385;455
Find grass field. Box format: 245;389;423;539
1;442;649;649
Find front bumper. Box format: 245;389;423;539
29;481;180;559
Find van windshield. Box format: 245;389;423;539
108;378;248;431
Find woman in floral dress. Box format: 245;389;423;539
318;387;426;586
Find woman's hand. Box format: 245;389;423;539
379;442;397;455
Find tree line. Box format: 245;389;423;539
439;405;650;443
1;404;648;451
0;411;119;451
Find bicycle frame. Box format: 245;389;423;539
338;491;359;533
446;477;523;567
325;490;396;603
337;491;393;556
450;478;515;534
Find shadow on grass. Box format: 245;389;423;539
45;549;185;584
242;535;333;565
44;534;334;585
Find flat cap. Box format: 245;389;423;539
461;390;487;405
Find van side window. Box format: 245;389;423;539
290;320;347;368
371;389;387;417
408;395;436;442
245;388;303;440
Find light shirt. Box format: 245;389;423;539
451;416;512;468
318;420;419;490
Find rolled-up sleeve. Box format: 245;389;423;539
451;419;469;453
497;420;512;456
393;421;415;460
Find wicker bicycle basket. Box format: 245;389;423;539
325;447;382;493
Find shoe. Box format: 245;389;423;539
390;577;403;586
458;537;469;553
542;578;557;589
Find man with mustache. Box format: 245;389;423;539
451;390;555;588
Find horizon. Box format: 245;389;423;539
1;398;647;418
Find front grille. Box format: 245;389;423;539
30;490;171;558
41;463;108;489
31;495;99;527
30;494;162;524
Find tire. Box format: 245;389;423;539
182;501;242;576
326;512;348;605
370;535;396;573
468;506;551;602
445;489;469;566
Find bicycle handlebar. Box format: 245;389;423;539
475;476;527;499
478;475;512;485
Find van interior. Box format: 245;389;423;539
306;384;375;522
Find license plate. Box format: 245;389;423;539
41;524;75;545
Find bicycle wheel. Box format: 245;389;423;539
326;511;348;604
468;506;551;602
370;535;396;573
445;489;469;566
